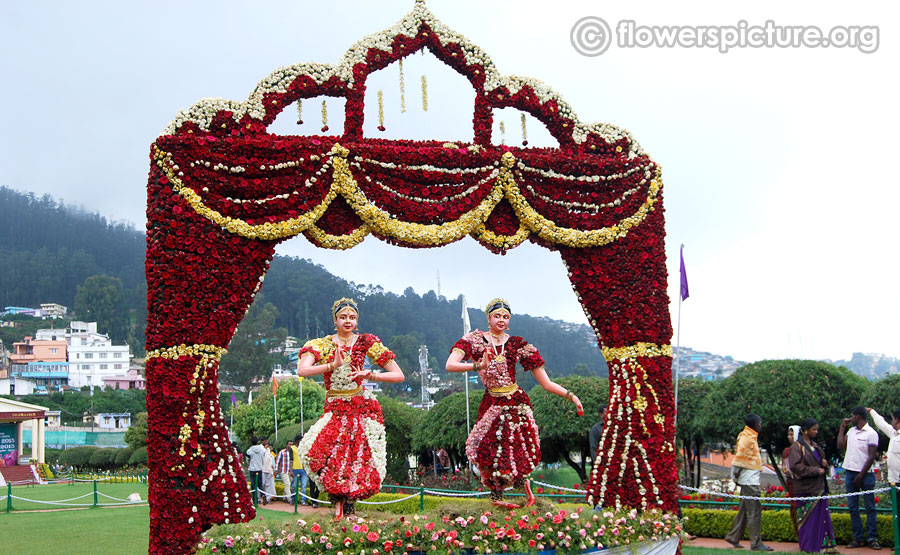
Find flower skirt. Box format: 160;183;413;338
466;389;541;490
297;394;387;501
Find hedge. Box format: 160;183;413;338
683;508;895;547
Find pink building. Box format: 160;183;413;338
101;368;146;390
10;337;67;365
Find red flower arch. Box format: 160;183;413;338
145;3;677;552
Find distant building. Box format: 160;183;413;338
95;413;131;429
102;368;145;390
9;362;69;393
9;337;67;365
35;321;132;389
39;303;67;318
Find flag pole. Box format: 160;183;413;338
299;377;304;435
673;244;688;430
461;297;471;435
273;378;279;442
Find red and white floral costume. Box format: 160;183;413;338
296;334;395;501
452;330;544;490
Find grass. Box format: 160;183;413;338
3;481;148;511
0;504;150;554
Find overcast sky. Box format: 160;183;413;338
2;0;897;363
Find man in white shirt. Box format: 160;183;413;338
245;436;268;505
837;406;881;550
868;407;900;485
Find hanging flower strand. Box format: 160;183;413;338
321;99;328;132
499;121;506;145
296;99;303;125
399;58;406;113
377;90;386;131
421;74;428;111
521;113;528;146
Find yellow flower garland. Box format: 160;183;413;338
153;143;663;250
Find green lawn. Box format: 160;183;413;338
0;505;150;554
3;481;148;511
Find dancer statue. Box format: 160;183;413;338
296;298;404;520
445;298;583;508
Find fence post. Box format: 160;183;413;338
890;484;899;555
419;486;425;513
93;480;98;508
252;474;258;506
6;483;11;513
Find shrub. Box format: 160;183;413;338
58;446;99;468
88;447;120;470
682;508;894;547
128;446;148;466
115;446;135;466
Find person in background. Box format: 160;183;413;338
245;436;268;504
275;440;294;505
589;404;609;465
260;439;277;505
436;447;451;475
290;434;311;506
867;407;900;485
724;413;772;551
781;425;801;534
789;418;838;554
837;406;881;550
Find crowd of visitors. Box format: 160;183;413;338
723;405;900;552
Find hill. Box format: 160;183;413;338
0;187;608;377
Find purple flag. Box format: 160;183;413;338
231;392;237;406
679;244;689;301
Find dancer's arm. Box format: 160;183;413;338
445;348;490;372
351;359;405;383
297;347;342;378
532;366;584;415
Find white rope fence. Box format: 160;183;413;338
424;489;490;497
359;492;420;505
531;480;585;494
678;484;894;502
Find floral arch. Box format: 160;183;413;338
144;2;677;552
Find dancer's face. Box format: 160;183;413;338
334;308;358;334
488;311;510;334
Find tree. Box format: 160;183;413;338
675;378;713;487
861;374;900;451
529;376;609;483
124;412;148;450
379;396;421;482
386;334;424;399
219;296;288;395
74;274;128;343
231;378;326;442
698;360;868;459
412;393;471;471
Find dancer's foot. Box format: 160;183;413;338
332;500;344;522
492;500;522;510
523;479;536;507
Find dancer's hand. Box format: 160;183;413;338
479;350;491;371
331;347;343;369
571;394;584;416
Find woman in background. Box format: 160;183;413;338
788;418;838;554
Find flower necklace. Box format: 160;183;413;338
485;331;506;363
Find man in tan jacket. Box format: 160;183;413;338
724;413;772;551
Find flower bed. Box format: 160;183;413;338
196;504;683;554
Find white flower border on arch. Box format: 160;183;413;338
163;0;644;155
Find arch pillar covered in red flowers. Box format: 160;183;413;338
145;3;677;552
